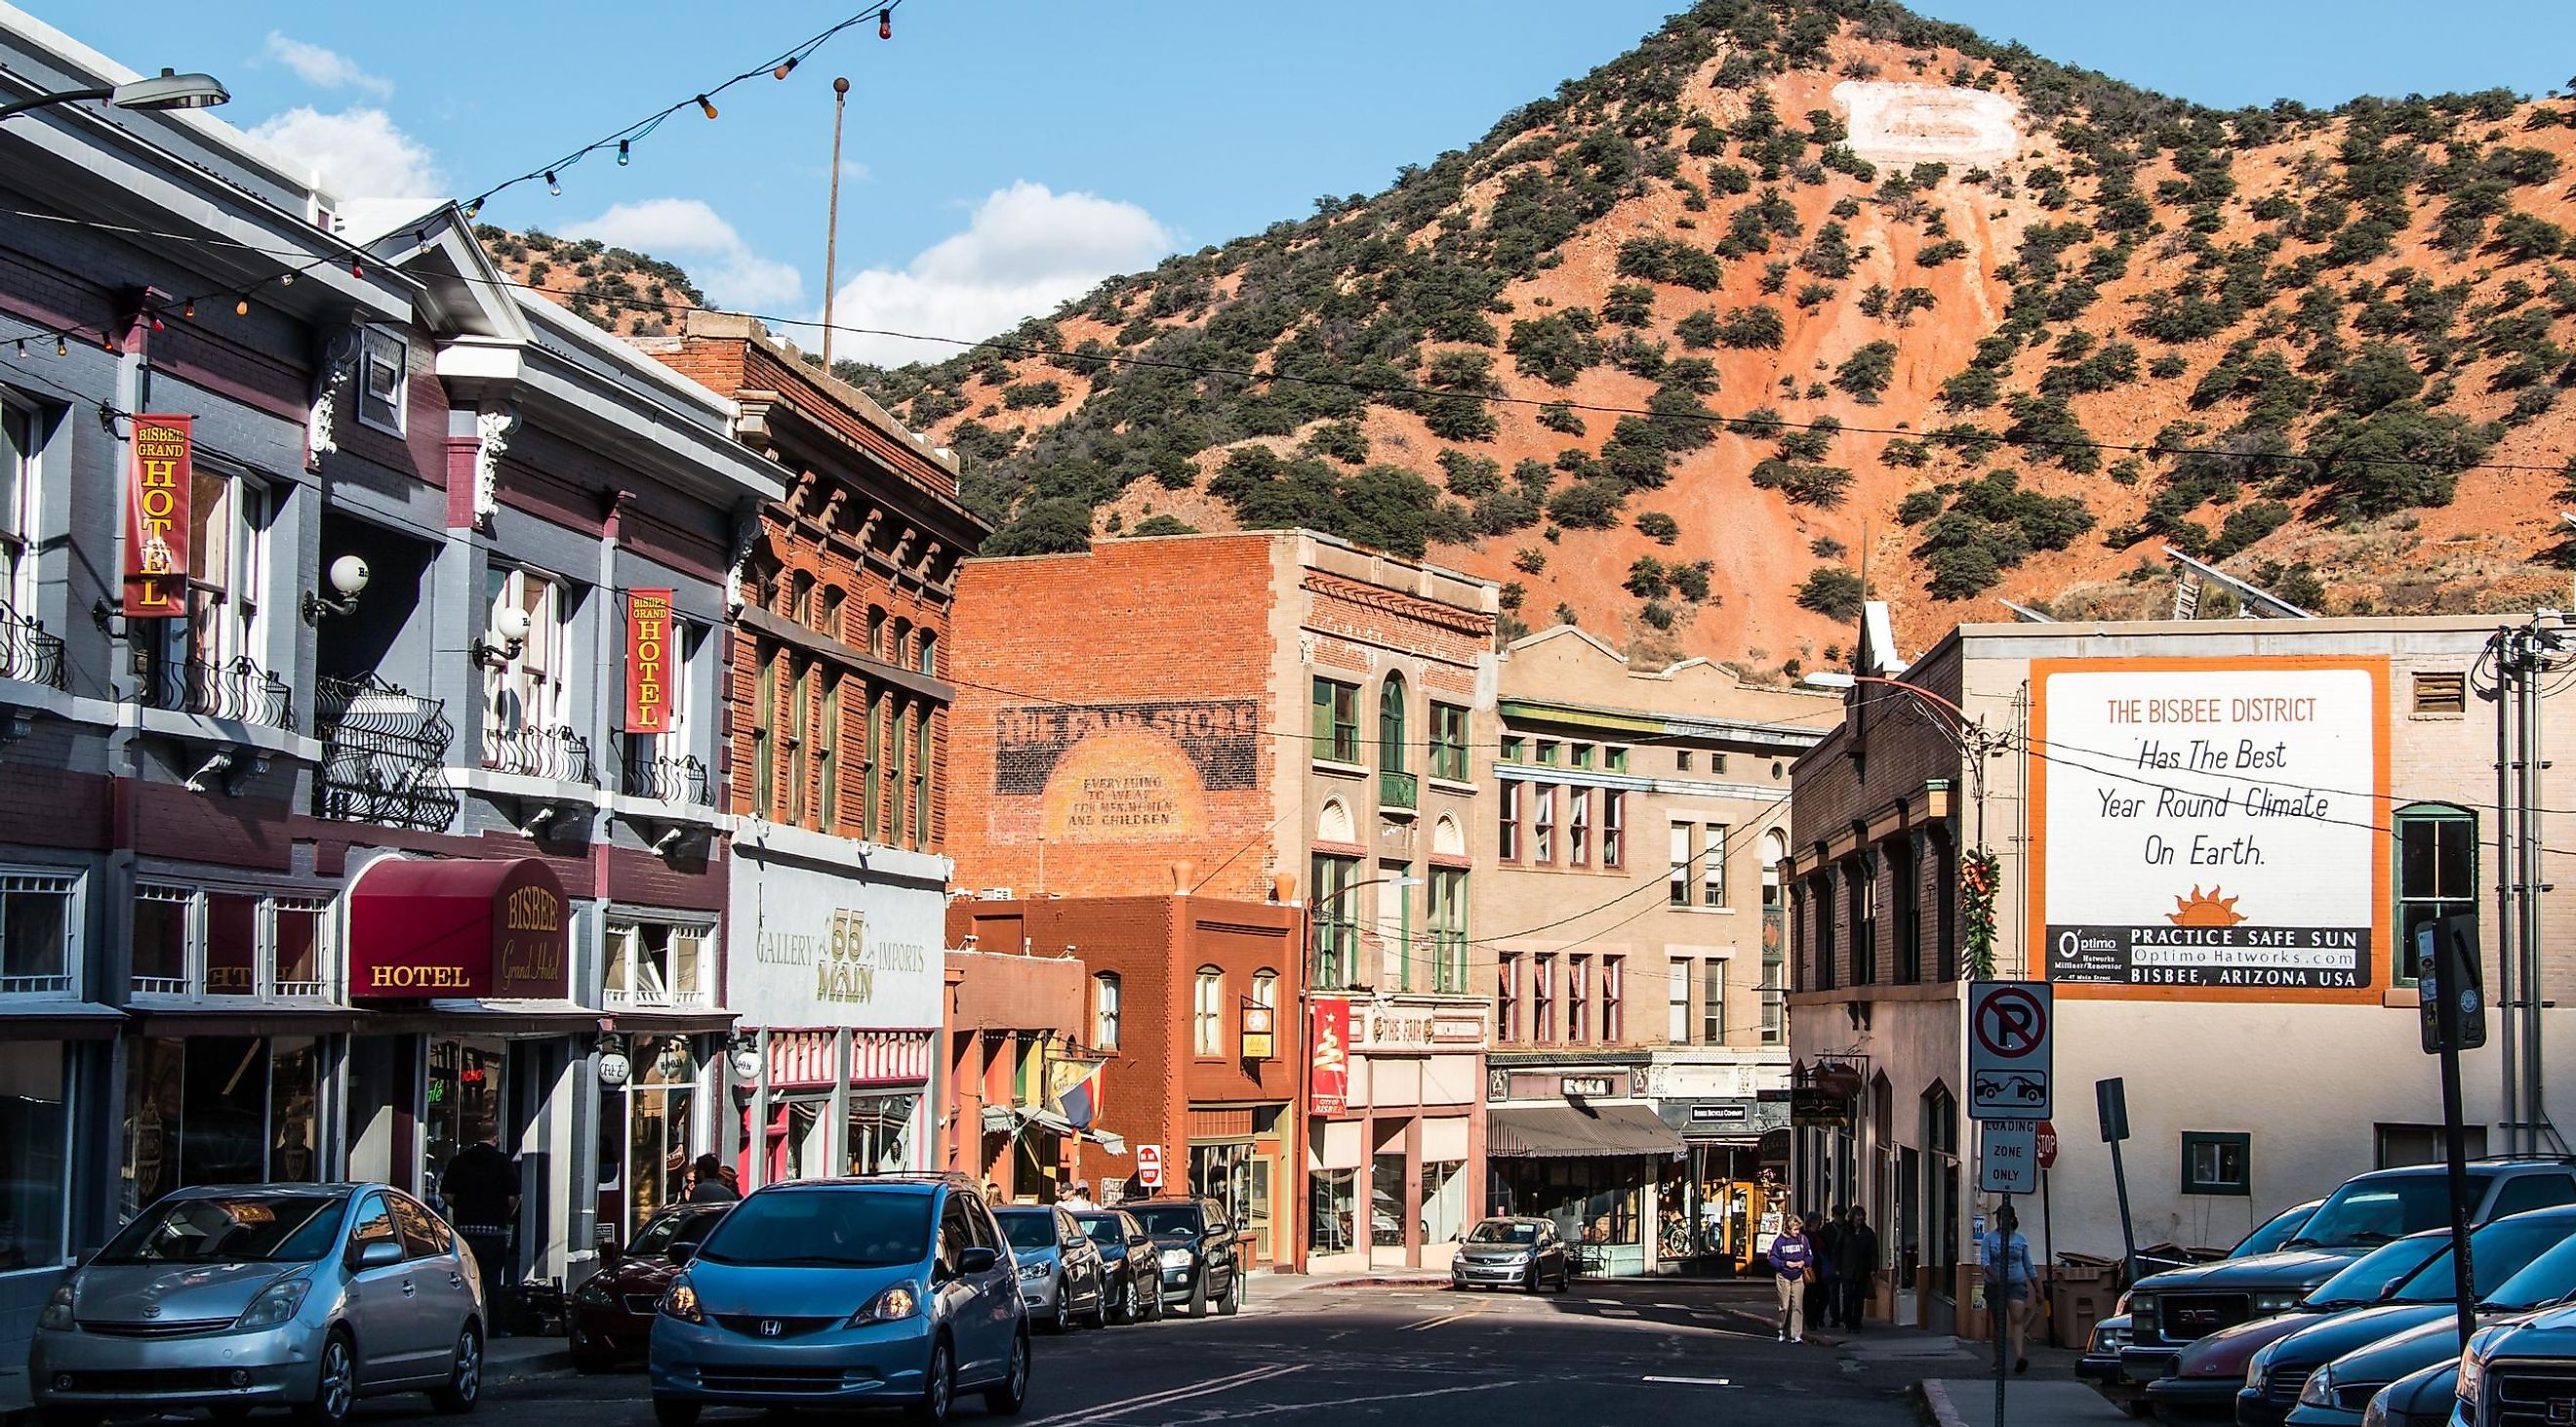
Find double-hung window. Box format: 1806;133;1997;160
1311;678;1360;763
1498;782;1522;861
1094;973;1121;1049
605;920;710;1009
1602;791;1627;868
1429;868;1469;994
1497;954;1522;1043
1670;824;1694;907
1603;956;1625;1042
1568;789;1591;868
1533;955;1556;1044
358;328;407;435
2395;803;2477;986
1193;967;1226;1057
1702;958;1728;1044
1703;824;1729;907
1667;959;1690;1042
1429;703;1469;781
1568;955;1591;1042
176;467;274;675
485;566;569;773
1310;853;1359;989
1532;787;1555;864
0;401;39;618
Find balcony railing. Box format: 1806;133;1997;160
483;720;597;785
620;744;712;805
0;599;65;690
603;985;710;1010
1380;768;1419;811
314;673;460;834
136;651;295;730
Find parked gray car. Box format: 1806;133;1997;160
30;1183;486;1427
994;1205;1106;1334
1451;1217;1571;1293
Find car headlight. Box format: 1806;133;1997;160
2359;1385;2389;1427
2129;1293;2156;1325
234;1276;312;1330
2113;1290;2132;1317
2091;1322;2131;1354
848;1284;919;1325
1019;1261;1049;1282
573;1279;613;1306
2457;1352;2485;1418
1496;1250;1532;1264
661;1279;704;1325
36;1280;73;1331
2246;1341;2278;1391
1159;1248;1192;1269
2251;1291;2303;1316
2299;1365;2335;1407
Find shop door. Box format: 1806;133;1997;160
424;1037;507;1203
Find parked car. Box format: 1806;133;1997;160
2142;1228;2458;1424
2237;1200;2330;1259
1450;1217;1570;1294
2113;1158;2576;1389
2078;1314;2142;1415
30;1184;486;1427
647;1177;1028;1426
569;1203;732;1370
2272;1208;2576;1426
2235;1204;2576;1426
995;1205;1107;1334
2455;1299;2576;1427
2354;1360;2456;1427
1073;1210;1162;1325
1124;1197;1242;1318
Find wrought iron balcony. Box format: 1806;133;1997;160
1379;767;1419;811
0;598;65;690
136;650;294;730
314;673;460;833
483;719;596;785
620;742;712;805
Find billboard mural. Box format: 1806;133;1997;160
2029;656;2391;1001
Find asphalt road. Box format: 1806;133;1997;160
469;1278;1922;1427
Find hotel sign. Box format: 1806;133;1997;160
348;856;572;1000
624;589;675;733
123;414;192;617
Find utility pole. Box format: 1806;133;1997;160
820;76;850;370
2490;614;2570;1157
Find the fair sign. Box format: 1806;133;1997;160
2030;656;2390;1001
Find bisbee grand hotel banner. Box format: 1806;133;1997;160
2029;656;2392;1000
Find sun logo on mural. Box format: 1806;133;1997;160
2166;885;2247;928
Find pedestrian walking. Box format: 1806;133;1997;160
439;1133;521;1326
1062;1180;1098;1211
1767;1214;1816;1343
1980;1203;2038;1374
687;1153;742;1203
1835;1205;1880;1329
1811;1204;1845;1329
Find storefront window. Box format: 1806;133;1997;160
1191;1142;1254;1239
206;893;257;997
1308;1168;1357;1254
627;1040;698;1226
849;1093;916;1174
425;1038;506;1197
1423;1160;1467;1246
127;886;330;1000
1493;1160;1643;1249
0;1040;68;1269
121;1036;321;1214
1371;1153;1405;1247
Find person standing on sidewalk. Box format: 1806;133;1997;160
1811;1204;1845;1329
440;1133;521;1328
1836;1205;1880;1329
1767;1215;1816;1343
1980;1202;2038;1374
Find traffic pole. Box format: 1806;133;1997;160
1992;1190;2011;1427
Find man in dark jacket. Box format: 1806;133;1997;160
1835;1205;1881;1329
441;1135;521;1317
1811;1204;1846;1328
687;1154;741;1203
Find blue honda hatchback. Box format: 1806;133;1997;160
649;1177;1028;1425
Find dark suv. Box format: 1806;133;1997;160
2116;1158;2576;1388
1122;1197;1242;1318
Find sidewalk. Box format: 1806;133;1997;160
1922;1378;2129;1426
490;1332;575;1384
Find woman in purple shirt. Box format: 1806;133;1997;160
1767;1215;1818;1343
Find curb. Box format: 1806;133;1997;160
490;1344;577;1384
1922;1378;1966;1427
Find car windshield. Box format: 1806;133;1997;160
2291;1175;2494;1249
98;1194;347;1265
630;1208;727;1257
2308;1234;2449;1307
695;1190;931;1267
2388;1216;2576;1307
996;1213;1059;1251
1469;1221;1542;1245
2485;1231;2576;1310
2235;1203;2319;1258
1129;1206;1205;1239
1074;1215;1128;1246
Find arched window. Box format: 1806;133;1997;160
917;631;938;678
1379;673;1408;774
1193;967;1226;1057
892;617;912;669
1250;969;1278;1060
1093;972;1121;1050
866;606;888;659
819;585;845;637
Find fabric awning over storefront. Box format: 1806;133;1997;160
347;856;571;1000
981;1103;1126;1154
1488;1103;1691;1159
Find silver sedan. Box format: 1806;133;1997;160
30;1183;487;1427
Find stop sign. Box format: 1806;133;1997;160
2035;1121;2060;1170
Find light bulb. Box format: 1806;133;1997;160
149;316;164;333
773;57;798;80
878;8;892;39
12;341;21;359
697;94;718;120
182;300;196;319
280;272;294;286
617;140;629;166
54;336;66;356
235;297;250;317
545;170;561;195
463;199;482;221
350;260;364;278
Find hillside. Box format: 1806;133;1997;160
474;225;711;339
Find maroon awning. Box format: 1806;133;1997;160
348;857;570;1000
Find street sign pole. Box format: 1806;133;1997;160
2097;1077;2138;1289
1993;1190;2010;1427
2422;918;2484;1353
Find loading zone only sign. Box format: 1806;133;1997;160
1969;981;2052;1120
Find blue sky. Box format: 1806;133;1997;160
40;2;2576;364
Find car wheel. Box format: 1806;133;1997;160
430;1324;483;1413
1082;1278;1108;1329
294;1330;358;1427
1217;1272;1239;1317
1187;1274;1208;1319
1047;1282;1071;1334
905;1336;954;1426
983;1329;1029;1416
652;1397;702;1427
1553;1266;1571;1294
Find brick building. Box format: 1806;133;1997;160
947;530;1499;1274
639;311;987;1189
947;891;1300;1269
1786;611;2576;1335
1481;626;1836;1275
940;937;1092;1203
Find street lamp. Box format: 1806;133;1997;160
0;68;231;122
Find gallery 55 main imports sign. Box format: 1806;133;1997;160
2030;656;2390;1001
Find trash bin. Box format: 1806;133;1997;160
2050;1255;2119;1350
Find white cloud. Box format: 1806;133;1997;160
263;31;393;99
249;106;444;201
825;181;1173;365
564;197;805;312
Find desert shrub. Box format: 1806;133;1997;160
1635;510;1681;544
1303;421;1371;465
1796;565;1866;620
1833;341;1901;402
1538;402;1586;435
1897;489;1946;524
1437;448;1505;498
1546;478;1629;528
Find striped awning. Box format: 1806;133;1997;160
1488;1104;1690;1160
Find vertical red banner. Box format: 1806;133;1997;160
123;414;193;617
624;588;675;733
1308;999;1349;1115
